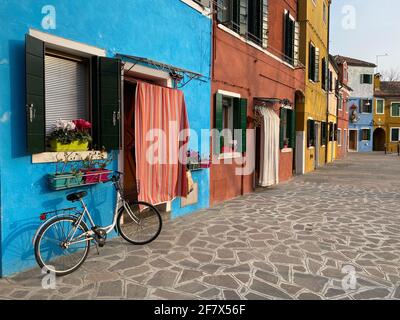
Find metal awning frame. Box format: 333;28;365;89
116;53;206;88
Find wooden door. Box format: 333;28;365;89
349;130;357;151
123;82;138;201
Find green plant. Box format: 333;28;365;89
81;149;114;170
49;119;92;145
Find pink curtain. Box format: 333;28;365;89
135;82;189;205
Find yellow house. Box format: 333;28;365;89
327;55;339;163
374;74;400;153
296;0;331;174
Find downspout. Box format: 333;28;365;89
325;1;331;164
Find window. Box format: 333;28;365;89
321;122;327;146
360;74;373;84
308;42;319;82
307;119;315;147
329;122;334;142
217;0;268;47
360;99;372;113
376;99;385;115
214;93;247;154
44;52;89;135
361;128;371;141
279;108;295;149
338;94;343;111
391;128;400;142
25;34;121;154
337;128;342;146
321;58;327;90
391;102;400;117
283;11;295;64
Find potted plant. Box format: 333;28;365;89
49;119;92;152
81;150;113;184
48;152;84;190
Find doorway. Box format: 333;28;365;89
314;122;320;168
373;128;386;151
344;129;348;154
349;129;358;151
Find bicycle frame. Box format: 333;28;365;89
33;177;141;246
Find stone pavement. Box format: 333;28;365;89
1;152;400;300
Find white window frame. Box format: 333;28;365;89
390;127;400;142
376;98;385;115
360;127;371;141
217;90;242;160
390;102;400;117
30;29;107;164
360;99;373;114
337;128;342;146
180;0;211;16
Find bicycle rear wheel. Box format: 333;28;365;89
34;216;90;276
117;201;162;245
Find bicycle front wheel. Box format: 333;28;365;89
117;201;162;245
34;216;90;276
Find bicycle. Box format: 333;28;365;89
33;171;162;276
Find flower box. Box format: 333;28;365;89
82;169;111;184
50;140;89;152
48;173;84;191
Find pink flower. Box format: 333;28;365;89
73;119;92;131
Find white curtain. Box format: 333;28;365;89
259;107;280;187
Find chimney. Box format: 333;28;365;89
374;73;381;91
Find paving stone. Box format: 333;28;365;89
352;288;391;300
126;283;148;299
153;289;195;300
325;288;346;298
269;253;302;265
254;270;279;284
178;270;204;284
224;264;251;274
108;256;147;272
203;275;239;290
293;273;329;293
147;270;178;287
297;292;322;300
97;280;123;297
250;279;292;300
223;290;242;300
176;282;208;294
191;252;213;263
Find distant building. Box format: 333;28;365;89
374;75;400;152
334;55;352;159
335;56;376;152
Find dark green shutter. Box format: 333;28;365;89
26;34;46;154
234;98;247;153
367;129;371;141
279;108;285;149
214;93;223;155
288;109;296;149
92;56;121;150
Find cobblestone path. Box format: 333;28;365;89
1;152;400;300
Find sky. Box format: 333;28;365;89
330;0;400;75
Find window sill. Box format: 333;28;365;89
32;151;108;164
180;0;211;16
217;24;295;70
281;148;293;153
218;152;242;160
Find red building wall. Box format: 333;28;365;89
336;62;349;159
210;0;305;206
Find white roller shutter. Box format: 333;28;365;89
45;54;89;134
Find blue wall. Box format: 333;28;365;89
348;98;373;152
0;0;211;276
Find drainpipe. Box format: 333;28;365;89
325;2;331;164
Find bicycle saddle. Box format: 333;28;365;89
66;191;88;202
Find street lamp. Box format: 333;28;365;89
376;53;389;72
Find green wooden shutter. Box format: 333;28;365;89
26;34;46;154
236;98;247;153
367;128;371;141
288;109;296;149
279;108;285;149
214;93;223;155
92;56;121;150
